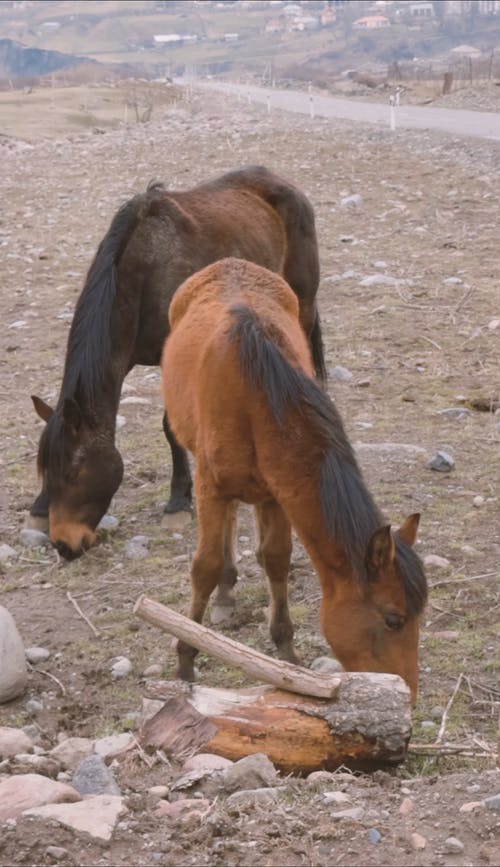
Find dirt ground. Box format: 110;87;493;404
0;83;499;866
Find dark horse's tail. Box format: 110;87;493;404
310;310;327;384
63;183;166;404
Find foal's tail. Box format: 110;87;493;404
66;183;166;401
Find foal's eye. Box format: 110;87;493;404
384;612;405;631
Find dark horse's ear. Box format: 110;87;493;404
366;525;395;574
62;397;82;435
397;513;420;547
31;395;54;423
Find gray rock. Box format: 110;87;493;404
0;544;18;563
124;536;149;559
109;656;132;679
444;836;464;853
340;193;362;207
50;737;95;770
424;554;450;569
310;656;343;674
426;450;455;472
485;793;500;810
72;755;121;796
360;273;399;286
368;828;381;844
0;607;28;703
45;846;69;861
25;646;51;664
93;732;134;759
25;698;43;715
19;528;49;548
331;807;364;821
221;753;277;793
97;515;119;533
0;726;34;758
225;787;284;812
330;365;353;382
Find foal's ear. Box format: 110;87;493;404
397;513;420;547
62;397;82;435
31;395;54;423
366;525;395;573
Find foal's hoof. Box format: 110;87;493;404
210;603;235;626
161;510;193;531
25;513;49;534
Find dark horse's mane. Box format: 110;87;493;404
38;183;166;476
62;181;165;406
229;305;427;616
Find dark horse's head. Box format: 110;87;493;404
32;395;123;560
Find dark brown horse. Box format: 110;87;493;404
30;166;325;560
161;258;427;702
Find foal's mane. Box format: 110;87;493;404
229;305;427;615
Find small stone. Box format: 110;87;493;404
305;771;335;787
25;698;43;715
432;630;459;640
125;537;149;560
19;528;49;548
410;832;426;850
459;800;484;813
25;646;51;664
109;656;132;679
154;798;211;819
72;755;121;797
421;720;437;730
142;663;163;678
399;797;414;816
360;273;398;286
0;727;34;758
424;554;450;569
487;318;499;330
93;732;134;759
45;846;69;861
430;705;445;719
473;495;485;507
330;807;364;821
426;450;455;472
330;365;353;382
310;656;343;674
368;828;381;844
323;791;351;805
226;787;284;811
97;515;119;532
148;785;169;799
222;753;277;793
182;753;233;773
485;793;500;810
340;193;362;207
444;836;464;853
50;737;94;770
0;544;18;563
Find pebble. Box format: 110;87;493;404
45;846;69;861
154;798;211;819
142;663;163;678
310;656;343;674
330;365;353;381
330;807;364;821
410;832;427;850
0;727;34;758
25;698;43;715
399;797;414;815
182;753;233;773
340;193;362;207
25;646;51;664
322;791;351;805
97;515;119;532
221;753;277;793
459;800;483;813
473;495;485;507
444;836;464;853
50;737;94;770
423;554;450;569
125;536;149;560
0;606;28;703
360;273;399;286
94;732;134;759
72;755;121;796
426;450;455;472
109;656;132;679
0;544;18;563
19;528;49;548
485;793;500;810
148;785;169;799
368;828;381;844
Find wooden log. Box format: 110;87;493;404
140;678;412;774
134;594;342;699
134;595;412;773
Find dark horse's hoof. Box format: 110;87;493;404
163;495;193;515
25;513;49;533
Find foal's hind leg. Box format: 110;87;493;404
210;501;238;626
255;499;299;665
176;487;231;681
162;411;193;513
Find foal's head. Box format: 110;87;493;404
32;395;123;560
320;514;427;703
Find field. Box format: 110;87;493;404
0;82;499;865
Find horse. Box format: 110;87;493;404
161;257;428;702
30;165;325;560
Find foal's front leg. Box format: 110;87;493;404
175;488;231;681
255;499;299;664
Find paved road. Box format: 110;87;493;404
189;79;500;142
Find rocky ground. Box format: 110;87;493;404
0;84;499;866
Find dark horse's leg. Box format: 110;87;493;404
162;411;193;513
27;490;49;533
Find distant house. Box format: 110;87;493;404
353;15;390;28
265;16;286;33
409;2;434;16
290;15;320;31
223;32;239;41
320;6;337;27
153;34;198;46
42;21;61;30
